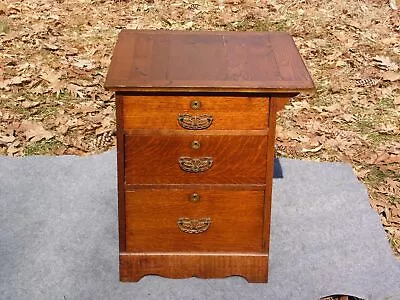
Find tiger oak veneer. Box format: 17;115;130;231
105;30;314;283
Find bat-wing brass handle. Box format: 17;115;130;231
177;114;213;130
177;217;211;234
178;157;213;173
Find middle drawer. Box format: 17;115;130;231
125;134;268;185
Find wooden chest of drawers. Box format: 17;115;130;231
105;30;314;283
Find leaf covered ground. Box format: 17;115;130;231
0;0;399;255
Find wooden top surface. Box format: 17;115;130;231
105;30;315;93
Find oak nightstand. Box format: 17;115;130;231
105;29;314;282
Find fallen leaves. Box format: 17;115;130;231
373;56;399;71
72;59;95;71
0;0;399;255
301;144;323;153
0;76;31;89
19;120;54;143
377;123;399;134
0;134;16;145
21;100;40;109
382;178;400;196
389;0;398;10
382;71;400;82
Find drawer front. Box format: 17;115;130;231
125;189;265;252
125;134;268;184
122;95;269;130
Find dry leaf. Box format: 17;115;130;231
354;168;370;179
389;0;398;10
66;118;85;128
0;135;16;145
7;142;20;156
341;114;357;122
19;120;53;143
386;179;400;195
377;178;400;196
290;101;310;110
183;21;194;29
377;123;398;134
301;144;323;153
386;154;400;164
49;80;64;96
21;101;40;109
336;60;347;67
67;84;85;98
2;76;31;87
0;2;8;14
392;207;400;218
374;152;391;164
323;103;342;112
73;59;94;70
44;43;59;51
65;48;78;56
382;71;400;82
40;69;61;84
374;56;399;71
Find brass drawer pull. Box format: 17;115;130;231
177;217;211;234
177;114;213;130
179;157;213;173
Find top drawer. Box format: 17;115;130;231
121;95;269;130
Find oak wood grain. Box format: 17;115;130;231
108;30;314;283
105;30;315;94
115;93;126;252
122;95;269;130
262;97;280;253
125;183;265;191
120;252;268;283
123;129;269;136
125;190;264;252
124;134;268;184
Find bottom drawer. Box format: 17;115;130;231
125;189;265;252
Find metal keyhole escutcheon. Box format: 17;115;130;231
190;193;200;202
191;140;201;150
191;100;201;110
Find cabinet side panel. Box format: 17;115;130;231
116;93;126;252
262;97;279;253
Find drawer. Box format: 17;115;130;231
125;189;265;252
122;95;269;130
125;134;268;185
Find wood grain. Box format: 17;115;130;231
262;97;281;253
124;134;268;184
125;190;264;252
108;30;314;283
105;30;315;93
123;129;269;136
115;93;126;252
122;95;269;130
125;183;266;191
120;252;269;283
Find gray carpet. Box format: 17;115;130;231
1;151;399;300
